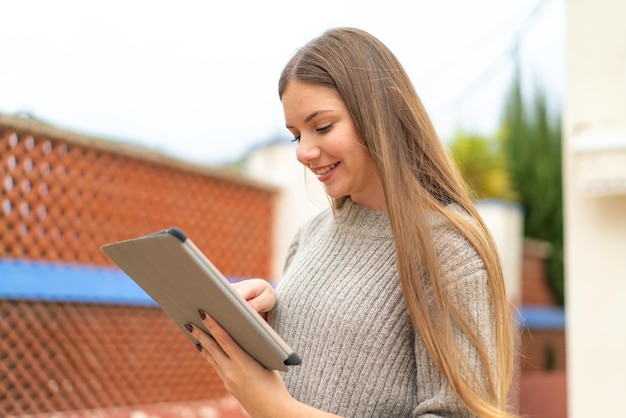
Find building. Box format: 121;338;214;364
565;1;626;416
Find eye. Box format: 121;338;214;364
290;135;301;143
316;124;333;134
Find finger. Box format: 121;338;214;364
232;279;275;313
187;323;231;367
197;310;233;349
196;342;217;366
197;310;256;366
185;322;223;354
232;279;263;301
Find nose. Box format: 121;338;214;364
295;135;321;165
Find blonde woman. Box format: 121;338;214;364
188;27;517;417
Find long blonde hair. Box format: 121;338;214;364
279;27;516;417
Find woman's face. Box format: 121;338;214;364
282;81;386;212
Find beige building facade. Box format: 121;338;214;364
565;0;626;416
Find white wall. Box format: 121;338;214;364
477;200;524;306
565;1;626;416
244;142;329;281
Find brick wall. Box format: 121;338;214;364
517;239;567;417
521;239;558;307
520;238;566;372
0;114;275;417
0;115;275;275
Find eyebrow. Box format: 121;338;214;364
285;109;334;129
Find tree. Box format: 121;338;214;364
500;72;564;305
448;131;517;202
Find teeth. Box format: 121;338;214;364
315;163;338;176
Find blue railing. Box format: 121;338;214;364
1;258;564;331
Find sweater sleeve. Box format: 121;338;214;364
412;223;496;417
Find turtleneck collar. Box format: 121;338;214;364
334;198;393;240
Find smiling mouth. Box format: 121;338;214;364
314;162;339;178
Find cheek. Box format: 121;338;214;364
347;139;371;165
351;145;378;180
333;128;364;156
358;153;376;175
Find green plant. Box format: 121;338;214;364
544;341;557;371
500;71;564;306
448;131;517;201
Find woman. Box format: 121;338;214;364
188;27;517;417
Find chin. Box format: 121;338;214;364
324;188;347;200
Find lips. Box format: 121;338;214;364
313;162;339;180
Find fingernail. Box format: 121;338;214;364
198;309;206;320
195;343;203;352
185;324;193;332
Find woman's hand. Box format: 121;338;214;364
187;300;342;417
231;278;276;320
187;311;297;417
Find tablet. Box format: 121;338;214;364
101;227;301;371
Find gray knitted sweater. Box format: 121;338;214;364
268;199;495;417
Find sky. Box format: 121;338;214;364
1;0;565;165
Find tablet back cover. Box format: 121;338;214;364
101;228;300;371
